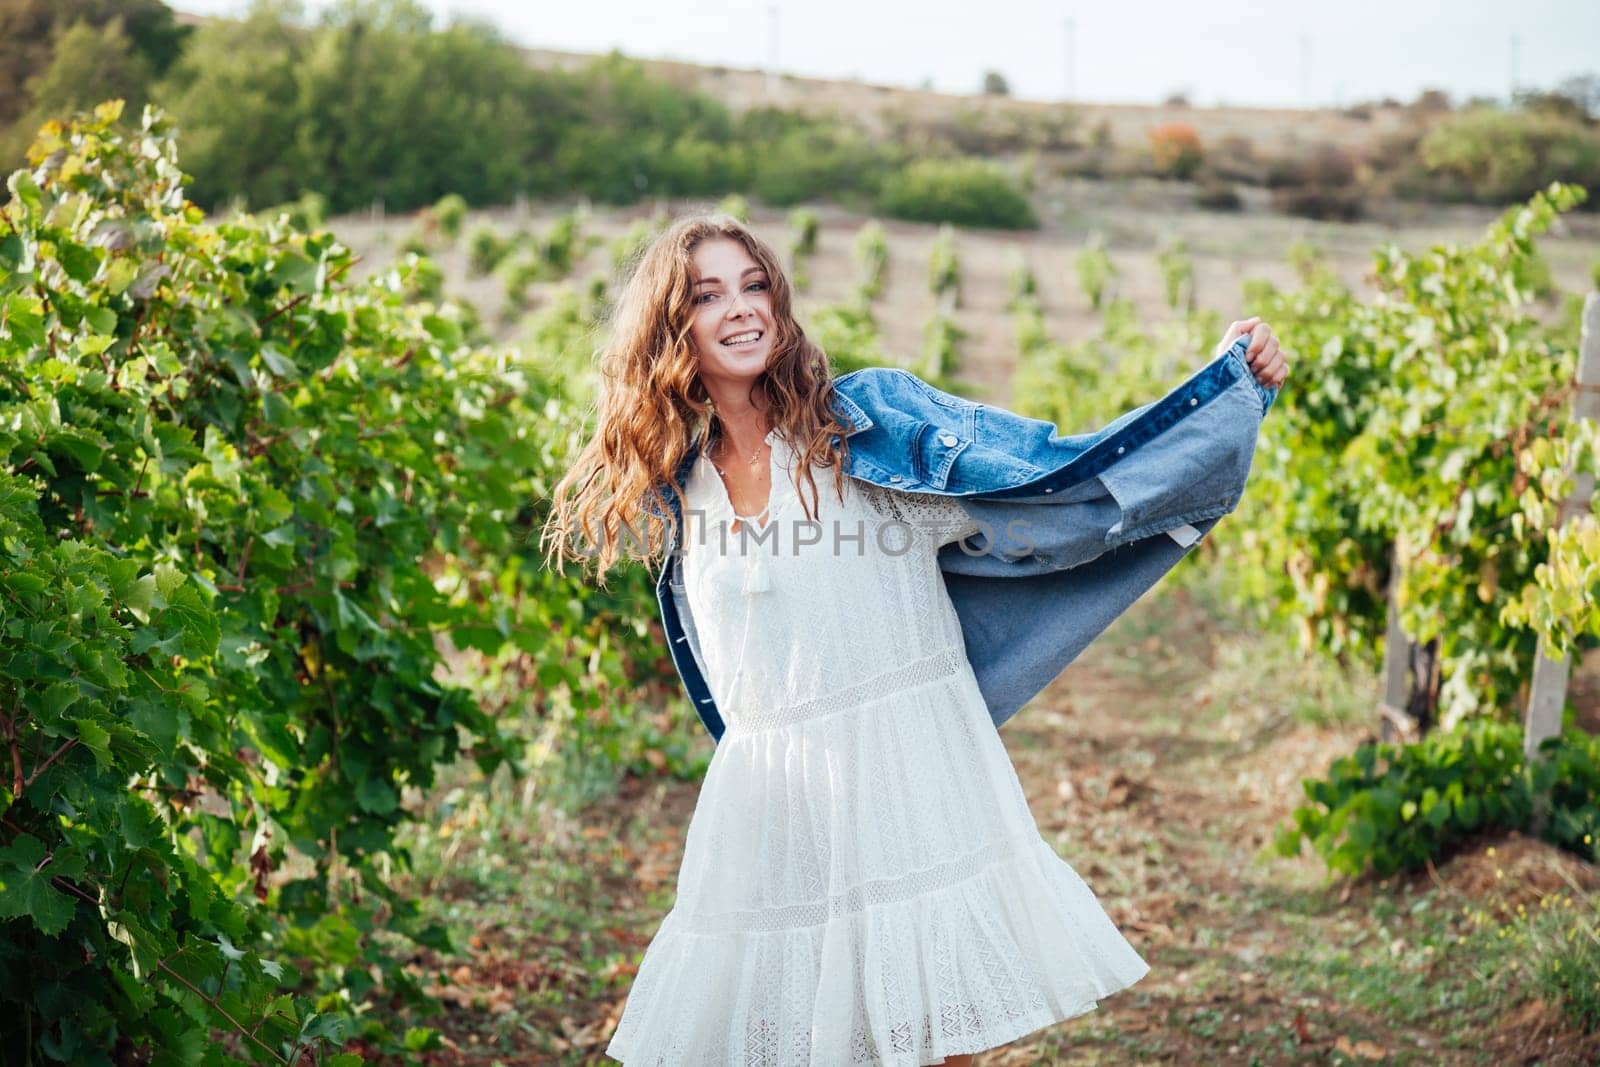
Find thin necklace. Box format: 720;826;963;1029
710;427;770;479
710;425;772;519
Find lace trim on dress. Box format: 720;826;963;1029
673;829;1044;933
721;644;968;736
857;482;985;549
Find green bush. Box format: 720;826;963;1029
539;208;586;276
1006;251;1036;309
431;191;468;239
811;299;887;375
257;189;329;231
499;250;542;309
920;313;963;379
399;249;446;303
1207;185;1592;718
788;206;819;258
878;157;1037;230
853;220;889;302
1073;233;1116;310
0;101;671;1060
1010;293;1214;437
928;222;959;304
467;223;511;275
1271;719;1599;878
495;210;588;307
607;211;669;277
787;207;819;292
1156;238;1194;311
749;123;892;207
1415;107;1600;206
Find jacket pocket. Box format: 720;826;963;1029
913;421;972;490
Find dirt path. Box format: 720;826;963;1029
982;583;1412;1065
972;580;1599;1066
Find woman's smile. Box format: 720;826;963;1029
689;237;777;390
720;329;764;350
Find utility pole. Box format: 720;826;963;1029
766;2;780;99
1062;16;1076;100
1299;32;1312;107
1509;31;1521;102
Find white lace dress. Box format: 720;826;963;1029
605;429;1150;1066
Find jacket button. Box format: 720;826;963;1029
938;432;958;447
1116;446;1125;454
1189;397;1198;406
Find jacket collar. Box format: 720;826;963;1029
828;379;874;435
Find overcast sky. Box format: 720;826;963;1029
172;1;1599;109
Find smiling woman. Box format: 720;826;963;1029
539;212;1288;1066
688;242;784;528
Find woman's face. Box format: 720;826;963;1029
686;237;776;396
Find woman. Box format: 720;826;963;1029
543;213;1288;1065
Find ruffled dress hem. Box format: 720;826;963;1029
603;833;1150;1065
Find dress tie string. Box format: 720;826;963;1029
732;511;775;596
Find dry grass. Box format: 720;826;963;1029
514;46;1419;157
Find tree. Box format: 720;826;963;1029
25;18;152;117
1554;73;1600;120
981;69;1010;96
1514;80;1598;124
1;17;154;164
1411;87;1453;113
150;2;311;209
0;0;187;127
155;0;564;211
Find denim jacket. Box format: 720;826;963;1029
652;335;1279;744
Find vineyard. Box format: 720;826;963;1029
2;87;1599;1065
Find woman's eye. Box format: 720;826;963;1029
695;282;762;305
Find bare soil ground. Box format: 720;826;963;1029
328;182;1600;412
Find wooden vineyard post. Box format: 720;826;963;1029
1377;541;1444;744
1378;544;1418;743
1524;291;1600;763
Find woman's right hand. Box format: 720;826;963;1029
1217;316;1289;390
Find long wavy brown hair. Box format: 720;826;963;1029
539;213;856;586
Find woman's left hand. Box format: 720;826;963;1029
1217;316;1290;389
